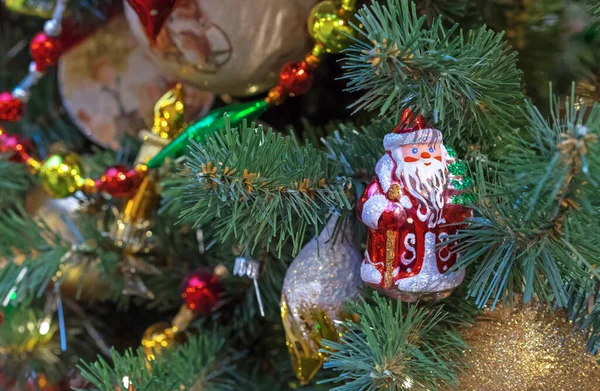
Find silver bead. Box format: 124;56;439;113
11;87;29;102
44;20;62;37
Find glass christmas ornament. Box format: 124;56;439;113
30;32;62;72
308;0;357;53
357;111;473;302
39;153;86;198
281;215;362;384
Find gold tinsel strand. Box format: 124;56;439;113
459;303;600;390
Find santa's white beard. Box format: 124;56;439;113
394;155;447;226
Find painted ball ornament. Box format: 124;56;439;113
124;0;319;96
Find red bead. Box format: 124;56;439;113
0;92;25;122
181;268;223;316
127;0;178;41
97;165;141;198
0;132;33;162
30;32;62;72
279;61;314;96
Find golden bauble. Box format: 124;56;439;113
39;153;85;198
124;0;318;96
308;1;357;53
58;261;110;303
459;303;600;390
141;322;186;361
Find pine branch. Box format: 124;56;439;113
0;206;69;304
177;121;352;257
0;157;33;209
568;281;600;354
342;0;523;151
450;88;600;309
78;333;244;391
319;293;468;391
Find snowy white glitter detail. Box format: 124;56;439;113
361;251;383;284
400;195;412;208
438;232;451;262
401;233;416;265
395;232;465;293
361;194;388;230
374;153;395;193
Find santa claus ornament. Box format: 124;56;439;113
357;111;473;302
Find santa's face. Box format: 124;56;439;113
399;143;443;167
391;142;447;226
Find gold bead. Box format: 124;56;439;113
25;157;41;174
266;87;285;106
308;1;357;54
152;84;186;141
82;178;97;194
304;53;321;70
135;163;149;177
39;153;85;198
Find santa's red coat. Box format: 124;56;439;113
357;157;471;290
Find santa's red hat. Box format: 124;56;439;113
383;109;442;150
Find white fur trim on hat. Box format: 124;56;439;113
383;128;443;150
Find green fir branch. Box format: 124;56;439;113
319;293;467;391
450;89;600;309
0;206;69;304
78;333;244;391
568;281;600;354
343;0;523;151
0;157;33;209
178;121;352;256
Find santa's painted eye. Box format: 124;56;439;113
411;147;418;154
428;147;434;153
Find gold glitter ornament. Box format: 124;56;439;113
459;303;600;390
280;215;362;384
39;153;86;198
308;0;357;53
141;321;186;361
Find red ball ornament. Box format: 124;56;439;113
126;0;178;41
181;268;223;316
96;165;141;198
0;92;25;122
30;32;62;72
279;61;314;96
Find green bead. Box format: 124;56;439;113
308;1;357;53
147;99;269;169
39;153;85;198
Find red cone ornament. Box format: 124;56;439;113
357;110;474;302
0;92;25;122
181;268;223;316
30;32;62;72
126;0;178;41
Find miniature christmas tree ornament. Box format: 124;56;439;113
357;111;473;302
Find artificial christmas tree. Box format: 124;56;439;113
0;0;599;390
